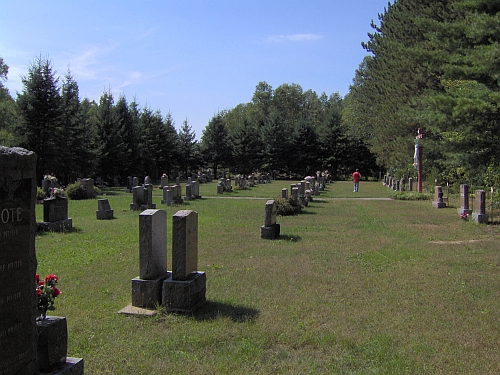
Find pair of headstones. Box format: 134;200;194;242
130;209;206;313
130;184;156;211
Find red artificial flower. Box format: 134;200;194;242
52;287;61;297
45;274;58;283
36;289;43;297
38;281;44;287
35;274;40;283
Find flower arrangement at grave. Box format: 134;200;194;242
44;174;58;183
49;187;65;198
460;212;470;221
36;273;62;320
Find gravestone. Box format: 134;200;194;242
260;200;280;239
172;185;184;204
132;177;139;189
472;190;488;224
409;177;413;192
185;182;193;201
0;146;38;374
126;176;133;193
457;184;472;217
161;187;172;206
39;197;73;232
131;210;170;308
282;188;288;199
160;175;168;189
162;210;206;313
217;179;225;194
96;199;114;220
81;178;95;198
191;180;201;199
130;184;156;211
0;146;83;374
432;186;446;208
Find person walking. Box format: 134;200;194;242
352;169;361;192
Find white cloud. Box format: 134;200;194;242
267;34;323;43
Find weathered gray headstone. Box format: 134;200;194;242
171;210;198;280
139;210;167;280
432;186;446;208
282;188;288;199
160;175;168;188
472;190;488;224
457;184;472;217
0;146;38;375
131;209;170;308
96;198;114;220
260;200;280;239
162;210;206;313
39;196;73;232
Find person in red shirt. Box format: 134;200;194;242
352;169;361;192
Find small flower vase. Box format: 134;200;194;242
36;316;68;372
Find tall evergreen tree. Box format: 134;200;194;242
230;116;264;175
95;90;128;182
178;119;197;178
16;55;63;183
200;112;231;178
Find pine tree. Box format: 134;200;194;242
16;55;63;183
200;112;231;178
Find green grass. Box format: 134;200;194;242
35;181;500;374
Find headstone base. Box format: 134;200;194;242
260;224;280;239
457;208;472;216
132;272;171;309
161;199;172;205
40;357;84;375
36;316;68;372
37;218;73;232
162;272;206;313
472;213;488;224
432;202;446;208
96;210;114;220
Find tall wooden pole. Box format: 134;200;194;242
416;128;424;193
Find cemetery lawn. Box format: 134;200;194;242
35;181;500;374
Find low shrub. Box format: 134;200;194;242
390;191;432;200
274;197;303;216
66;183;87;200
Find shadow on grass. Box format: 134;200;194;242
277;234;302;242
297;209;317;215
194;300;260;323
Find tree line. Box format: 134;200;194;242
0;55;377;185
3;0;497;190
344;0;500;189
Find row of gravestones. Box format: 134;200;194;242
129;180;202;211
383;174;414;192
282;178;323;206
260;176;327;240
1;146;84;374
433;184;489;224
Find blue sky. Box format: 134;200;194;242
1;1;391;139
